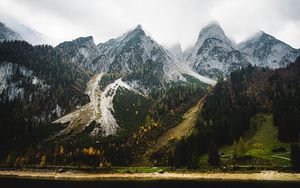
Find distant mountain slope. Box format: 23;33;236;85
0;23;222;145
57;25;216;91
0;41;91;148
95;25;188;87
1;22;300;167
167;43;183;61
0;22;22;42
8;22;48;45
238;31;300;68
0;21;48;45
56;36;100;71
167;56;300;168
186;22;252;79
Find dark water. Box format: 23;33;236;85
1;177;300;188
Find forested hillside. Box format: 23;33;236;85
170;56;300;168
0;41;91;153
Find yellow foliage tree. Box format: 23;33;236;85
88;147;96;156
59;146;64;156
40;155;47;167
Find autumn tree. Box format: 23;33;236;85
40;155;47;167
6;151;16;166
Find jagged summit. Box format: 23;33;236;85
239;30;295;50
74;36;94;43
241;31;279;45
128;24;145;36
238;30;300;68
194;21;232;50
200;21;223;35
116;24;146;42
57;36;95;48
55;36;99;71
186;21;252;79
135;24;143;30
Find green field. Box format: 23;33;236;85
199;114;291;167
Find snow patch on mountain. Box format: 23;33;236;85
95;25;187;83
175;62;217;85
191;22;233;59
52;104;63;118
125;80;150;96
57;36;100;71
0;62;14;93
0;62;48;101
186;22;252;79
238;31;300;68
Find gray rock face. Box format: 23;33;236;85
57;25;186;85
56;36;100;71
238;31;300;69
167;43;183;61
0;61;48;102
96;25;183;81
186;22;252;79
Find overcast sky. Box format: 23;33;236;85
0;0;299;50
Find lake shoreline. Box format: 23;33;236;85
1;169;300;182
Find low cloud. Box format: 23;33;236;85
0;0;299;49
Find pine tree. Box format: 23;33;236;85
237;137;247;158
291;143;300;171
232;140;238;160
208;139;220;166
6;152;16;165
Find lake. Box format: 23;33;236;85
1;177;300;188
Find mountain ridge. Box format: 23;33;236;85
185;22;252;79
238;30;300;68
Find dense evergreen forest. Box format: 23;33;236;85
1;40;299;170
0;80;209;167
171;57;300;168
0;41;91;154
0;40;209;166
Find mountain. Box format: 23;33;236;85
186;22;252;79
0;22;22;42
167;43;183;61
56;36;100;71
4;24;216;141
0;21;49;45
1;22;300;168
238;31;300;68
95;25;185;83
0;41;91;149
9;22;48;45
58;25;215;90
170;56;300;168
52;25;215;139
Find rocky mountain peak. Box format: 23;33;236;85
58;36;96;48
0;21;23;42
121;24;146;41
195;22;232;49
238;30;300;68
